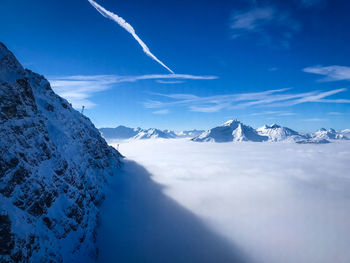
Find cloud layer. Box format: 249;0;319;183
88;0;174;74
112;139;350;263
49;74;217;108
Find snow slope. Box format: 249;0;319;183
341;129;350;139
193;120;268;142
0;42;122;262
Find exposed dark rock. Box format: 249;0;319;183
0;42;122;262
0;215;14;255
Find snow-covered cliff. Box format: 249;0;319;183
0;42;122;262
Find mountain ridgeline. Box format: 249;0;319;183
101;121;349;144
0;42;122;262
193;121;348;143
99;126;204;140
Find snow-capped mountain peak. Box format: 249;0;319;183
133;128;171;139
312;128;347;140
193;120;268;142
223;119;241;127
256;123;302;142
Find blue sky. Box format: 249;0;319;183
1;0;350;131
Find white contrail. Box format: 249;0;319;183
87;0;174;74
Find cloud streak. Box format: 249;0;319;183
230;6;300;48
152;109;170;115
249;110;296;117
88;0;174;74
145;88;349;113
303;65;350;81
49;74;217;108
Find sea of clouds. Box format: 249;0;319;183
109;139;350;263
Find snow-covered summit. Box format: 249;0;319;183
193;120;268;142
0;42;122;262
256;123;304;142
223;119;237;126
133;128;174;139
312;128;347;140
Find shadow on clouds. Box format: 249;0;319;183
97;160;249;263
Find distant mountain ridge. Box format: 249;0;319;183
99;126;141;139
99;126;204;140
312;128;348;140
100;122;349;143
193;120;349;143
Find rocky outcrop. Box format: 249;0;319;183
0;42;122;262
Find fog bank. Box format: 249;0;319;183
110;139;350;263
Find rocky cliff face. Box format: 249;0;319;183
0;43;122;262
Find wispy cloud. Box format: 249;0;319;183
144;88;349;113
152;109;170;115
302;118;327;122
303;65;350;82
279;112;297;116
230;6;300;48
249;110;296;117
87;0;174;74
49;74;217;108
49;75;117;109
156;80;185;84
231;7;275;31
328;112;343;116
298;0;325;7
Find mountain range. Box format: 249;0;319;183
99;126;204;140
101;121;349;144
193;121;348;143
